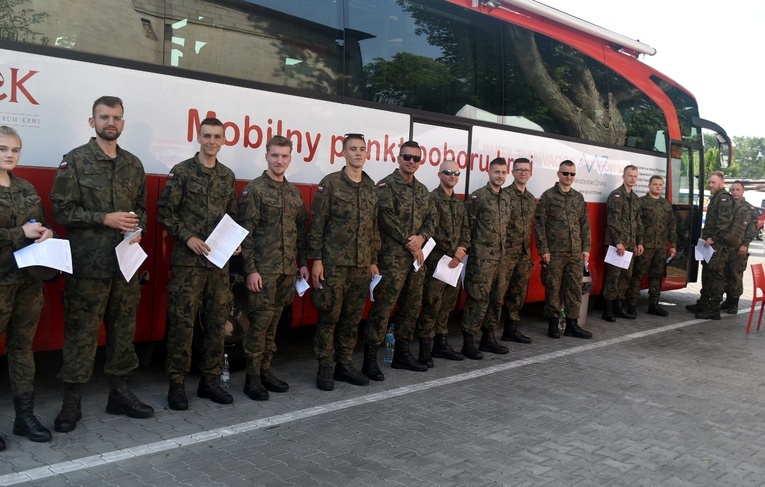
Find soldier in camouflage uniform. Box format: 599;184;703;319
535;160;592;340
0;126;53;449
237;136;309;400
158;117;238;410
309;134;380;391
500;157;536;344
686;171;735;320
415;160;470;362
459;157;513;360
720;181;758;314
602;165;643;322
625;175;677;317
363;140;435;378
50;97;154;433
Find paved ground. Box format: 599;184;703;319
1;243;764;486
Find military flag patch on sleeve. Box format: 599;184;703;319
317;186;324;192
167;173;174;179
241;190;248;197
59;161;68;169
378;183;387;188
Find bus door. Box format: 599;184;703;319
668;142;701;285
411;121;471;196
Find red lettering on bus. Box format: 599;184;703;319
223;121;239;146
187;109;217;141
330;135;344;164
0;69;39;105
244;116;263;148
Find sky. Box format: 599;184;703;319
540;0;764;139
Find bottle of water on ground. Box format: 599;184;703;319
384;324;395;365
558;309;566;333
221;353;230;386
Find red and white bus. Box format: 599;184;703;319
0;0;730;353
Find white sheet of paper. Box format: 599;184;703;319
604;245;633;270
13;238;73;274
413;237;437;272
695;238;714;263
460;255;468;288
369;273;382;302
204;214;249;269
295;277;310;297
115;236;147;282
432;254;463;287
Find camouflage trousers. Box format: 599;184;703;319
245;272;295;375
0;280;43;395
165;266;230;382
626;247;667;306
365;253;426;345
723;246;749;299
460;257;508;335
542;251;583;319
58;275;141;384
313;265;369;366
699;246;730;312
502;250;533;322
416;256;461;338
602;247;635;301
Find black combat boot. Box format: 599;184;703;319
12;392;52;442
564;318;592;339
391;339;428;371
417;337;434;368
548;317;561;339
601;300;616;322
613;300;636;319
107;376;155;417
719;295;732;311
244;374;269;401
167;380;189;410
501;318;532;344
695;308;721;320
625;303;637;317
726;298;739;314
361;344;385;381
461;331;483;360
479;330;509;354
316;364;335;391
647;300;669;317
54;382;82;433
431;334;464;361
334;362;370;386
685;300;705;313
0;435;4;451
260;369;289;393
197;376;234;404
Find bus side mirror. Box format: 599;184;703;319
717;137;730;169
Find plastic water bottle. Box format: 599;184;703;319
221;353;230;385
558;309;566;333
383;324;395;365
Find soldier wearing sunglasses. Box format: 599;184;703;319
363;141;435;379
535;160;593;340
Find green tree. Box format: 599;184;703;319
731;136;765;179
0;0;49;43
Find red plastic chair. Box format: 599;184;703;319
746;263;765;334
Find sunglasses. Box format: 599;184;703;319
560;171;576;177
440;169;461;176
344;133;365;140
400;154;422;162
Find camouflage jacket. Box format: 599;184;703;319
50;138;147;278
701;189;734;248
377;169;435;257
535;183;591;255
638;195;677;250
504;183;536;255
466;183;512;262
721;199;757;249
0;173;53;285
237;171;309;276
426;185;470;265
605;184;643;248
308;167;380;267
157;153;238;268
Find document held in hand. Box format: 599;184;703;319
205;214;249;269
604;245;633;270
432;254;463;287
13;238;73;274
